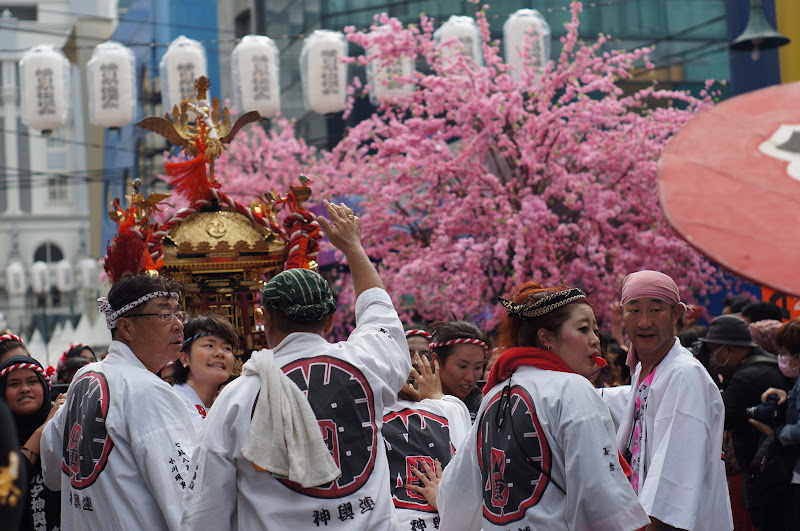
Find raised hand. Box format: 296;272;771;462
317;200;361;254
412;354;443;400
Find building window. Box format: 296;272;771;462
235;9;251;39
0;5;37;21
34;242;64;263
48;176;68;201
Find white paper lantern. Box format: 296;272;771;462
87;41;137;128
366;26;415;105
31;261;50;295
18;45;70;134
300;30;348;115
434;16;483;66
504;9;551;83
78;257;99;290
6;261;26;296
232;35;280;118
159;36;208;113
55;260;74;293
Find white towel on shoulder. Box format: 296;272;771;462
240;349;340;488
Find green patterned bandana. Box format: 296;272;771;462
261;269;337;322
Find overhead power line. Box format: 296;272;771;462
0;0;722;54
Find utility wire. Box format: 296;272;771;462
0;0;719;53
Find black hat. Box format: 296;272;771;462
699;315;756;348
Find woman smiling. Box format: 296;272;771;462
429;321;489;422
173;314;237;432
1;354;65;531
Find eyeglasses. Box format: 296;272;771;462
710;344;728;359
125;310;188;325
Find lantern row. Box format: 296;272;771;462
5;258;100;296
17;10;550;135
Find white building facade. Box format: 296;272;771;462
0;0;117;360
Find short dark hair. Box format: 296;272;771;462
65;344;96;361
722;295;754;314
0;339;27;359
429;320;489;365
107;274;185;333
776;319;800;356
174;313;239;385
741;301;785;323
58;357;91;384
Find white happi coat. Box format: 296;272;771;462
611;339;733;531
383;396;471;531
436;367;650;531
174;382;208;433
182;288;411;530
40;341;197;531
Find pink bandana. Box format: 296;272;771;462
620;270;692;369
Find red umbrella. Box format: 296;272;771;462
659;81;800;296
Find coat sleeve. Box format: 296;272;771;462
40;393;67;490
436;417;483;531
599;384;632;431
560;388;651;531
130;387;198;531
181;383;246;530
638;369;722;530
347;287;412;404
721;370;758;431
181;446;237;530
778;382;800;447
437;395;472;450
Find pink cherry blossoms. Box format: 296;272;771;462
160;1;724;330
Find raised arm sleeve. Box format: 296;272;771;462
40;396;67;491
437;420;482;531
348;288;412;403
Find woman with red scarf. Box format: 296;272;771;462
433;282;650;530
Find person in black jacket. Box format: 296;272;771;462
0;355;66;531
702;314;793;531
0;398;26;531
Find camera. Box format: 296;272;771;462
745;393;784;426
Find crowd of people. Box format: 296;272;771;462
1;199;799;530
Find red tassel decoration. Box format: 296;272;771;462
164;155;210;202
103;230;148;283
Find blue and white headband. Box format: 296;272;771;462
182;331;213;352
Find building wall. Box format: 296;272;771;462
0;0;115;338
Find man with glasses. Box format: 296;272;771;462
41;274;197;531
701;314;792;530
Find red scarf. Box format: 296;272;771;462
483;346;631;478
484;347;572;392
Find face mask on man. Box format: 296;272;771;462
778;353;800;379
710;345;732;374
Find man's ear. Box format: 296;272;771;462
672;304;683;326
323;313;335;335
115;317;136;343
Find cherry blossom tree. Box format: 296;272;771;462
160;1;724;329
326;1;723;327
